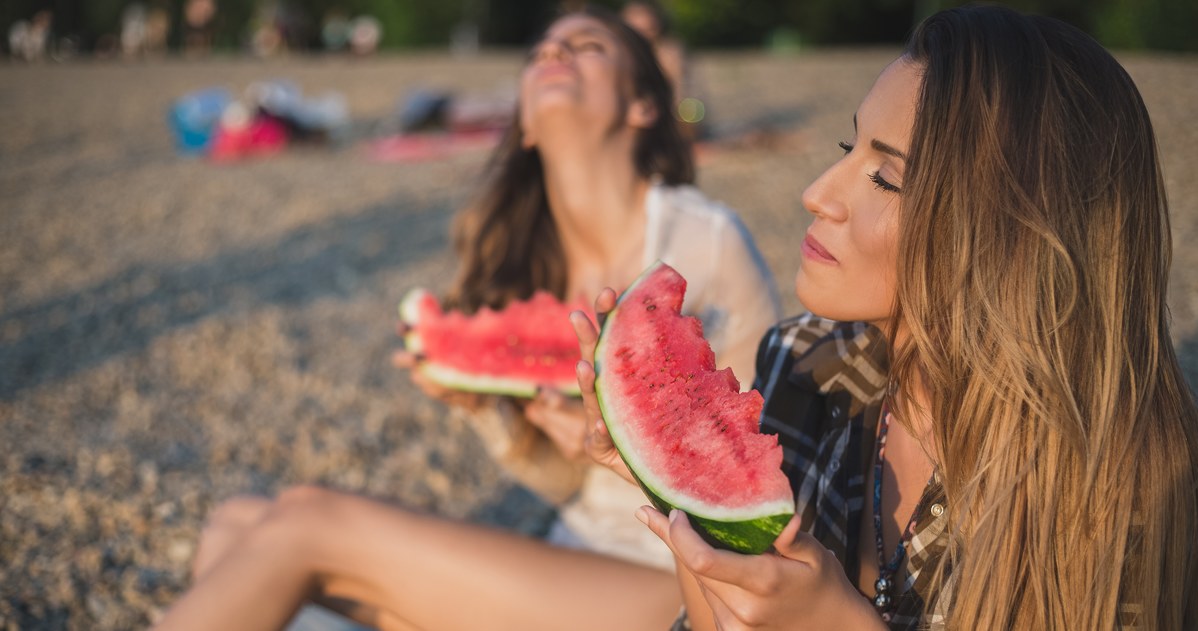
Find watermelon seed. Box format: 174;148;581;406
646;304;656;311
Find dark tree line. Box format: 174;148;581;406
4;0;1194;54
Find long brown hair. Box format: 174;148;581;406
447;6;694;312
891;6;1198;628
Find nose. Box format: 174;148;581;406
533;38;572;65
801;157;850;222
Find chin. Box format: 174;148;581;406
795;273;889;324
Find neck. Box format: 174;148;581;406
884;321;938;462
538;131;650;288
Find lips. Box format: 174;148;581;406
801;233;837;264
533;63;576;82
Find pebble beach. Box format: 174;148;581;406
1;50;1196;629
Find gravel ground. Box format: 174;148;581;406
1;50;1195;630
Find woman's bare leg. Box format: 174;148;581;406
191;496;273;581
188;495;412;630
158;485;679;631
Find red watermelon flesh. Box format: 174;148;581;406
399;289;586;397
595;261;794;554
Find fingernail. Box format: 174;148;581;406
576;360;587;376
668;509;680;524
635;507;650;525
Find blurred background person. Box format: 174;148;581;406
8;9;52;62
621;0;708;140
184;0;216;57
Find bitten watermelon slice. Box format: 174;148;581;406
594;261;794;554
398;289;584;397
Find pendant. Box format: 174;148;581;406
873;575;892;609
875;576;891;593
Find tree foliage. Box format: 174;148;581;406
3;0;1195;52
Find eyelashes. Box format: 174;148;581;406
837;141;902;194
868;171;901;194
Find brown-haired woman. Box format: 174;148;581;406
573;5;1198;630
152;8;779;631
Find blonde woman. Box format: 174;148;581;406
574;5;1198;630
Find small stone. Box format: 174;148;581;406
167;539;194;565
138;461;159;494
95;453;116;478
153;501;177;521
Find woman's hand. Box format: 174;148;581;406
570;288;636;485
638;508;885;631
391;322;488;412
524;388;589;461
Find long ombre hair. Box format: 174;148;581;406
447;6;693;312
890;6;1198;629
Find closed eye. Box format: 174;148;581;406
575;39;604;52
869;171;901;194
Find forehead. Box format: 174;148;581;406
540;15;616;43
856;58;922;144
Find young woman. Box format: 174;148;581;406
573;6;1198;630
152;8;778;631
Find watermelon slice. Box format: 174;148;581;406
594;261;794;554
398;289;584;397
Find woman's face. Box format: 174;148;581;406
796;58;921;325
519;16;637;147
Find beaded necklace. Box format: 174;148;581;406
871;407;931;622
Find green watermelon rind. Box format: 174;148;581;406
398;289;583;399
417;362;581;398
594;261;795;555
639;477;793;555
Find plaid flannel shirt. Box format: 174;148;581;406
672;314;949;631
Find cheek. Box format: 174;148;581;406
847;204;900;314
581;60;625;116
852;207;899;282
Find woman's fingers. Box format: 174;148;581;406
391;349;422;369
767;515;826;565
571;311;599;364
534;386;565;409
593;287;618;329
646;509;814;597
525;392;589;460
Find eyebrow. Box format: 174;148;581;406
852;114;907;162
537;26;611;47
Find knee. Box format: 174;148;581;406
192;495;272;580
276;484;335;510
263;484;351;532
206;495;273;529
272;484;342;523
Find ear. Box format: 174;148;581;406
626;97;658;129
